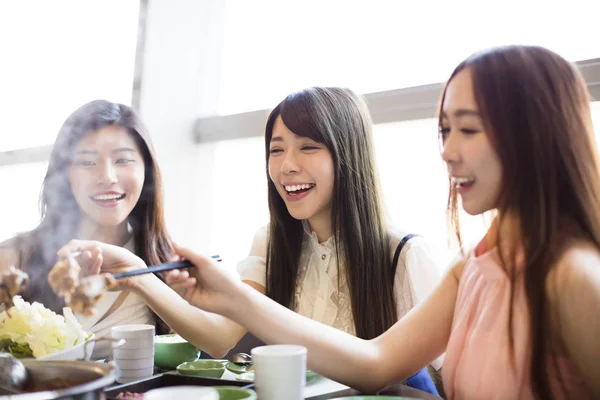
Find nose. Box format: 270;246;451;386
97;162;118;185
440;129;459;165
281;150;301;174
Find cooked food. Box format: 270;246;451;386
0;266;29;311
24;377;85;392
48;257;81;300
48;253;117;316
67;274;116;316
154;334;186;343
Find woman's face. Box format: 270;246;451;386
440;68;503;216
69;124;145;228
268;116;335;224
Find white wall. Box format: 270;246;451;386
137;0;227;255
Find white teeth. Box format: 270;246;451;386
284;183;314;192
451;177;474;190
92;194;124;201
452;177;474;185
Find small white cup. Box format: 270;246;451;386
145;386;219;400
114;336;155;350
111;324;155;339
252;345;307;400
112;324;155;383
119;365;155;378
114;356;154;370
112;346;154;360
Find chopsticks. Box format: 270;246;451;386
112;255;221;279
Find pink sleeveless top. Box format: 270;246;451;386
442;236;590;399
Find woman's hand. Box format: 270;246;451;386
165;243;243;315
57;239;147;290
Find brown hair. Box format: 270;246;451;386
264;87;395;339
439;46;600;397
14;100;173;333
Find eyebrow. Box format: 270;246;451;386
75;147;136;155
270;136;283;143
112;147;136;154
440;109;480;119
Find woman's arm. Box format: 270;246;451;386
174;244;463;394
57;239;254;358
133;272;253;357
400;237;446;370
548;244;600;397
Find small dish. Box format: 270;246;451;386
225;360;253;374
213;385;257;400
177;360;225;378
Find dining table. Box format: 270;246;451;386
104;366;441;400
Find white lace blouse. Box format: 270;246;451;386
237;223;442;337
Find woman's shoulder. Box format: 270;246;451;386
0;237;23;270
547;240;600;302
387;229;429;256
248;225;269;257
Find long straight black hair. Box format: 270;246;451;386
264;87;396;339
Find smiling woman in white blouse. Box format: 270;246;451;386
233;87;441;395
68;88;441;393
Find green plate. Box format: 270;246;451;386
213;386;257;400
224;361;253;374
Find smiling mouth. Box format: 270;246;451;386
89;193;126;203
451;177;475;190
284;183;315;196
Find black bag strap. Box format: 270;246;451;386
392;233;418;275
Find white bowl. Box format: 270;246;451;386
111;324;155;339
145;386;219;400
113;347;154;360
114;356;154;370
39;334;95;361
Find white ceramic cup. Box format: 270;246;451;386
144;386;219;400
111;324;155;383
111;324;155;339
251;345;307;400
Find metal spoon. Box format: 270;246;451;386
0;353;28;394
228;352;252;366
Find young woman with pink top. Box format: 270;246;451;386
105;45;600;398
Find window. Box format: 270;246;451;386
219;0;599;114
0;162;48;241
0;0;139;241
0;1;139;152
202;102;600;270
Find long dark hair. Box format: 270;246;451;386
13;100;173;333
265;87;395;339
440;46;600;398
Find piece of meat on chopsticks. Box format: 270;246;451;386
48;257;81;301
48;253;118;316
67;274;117;316
0;266;30;311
